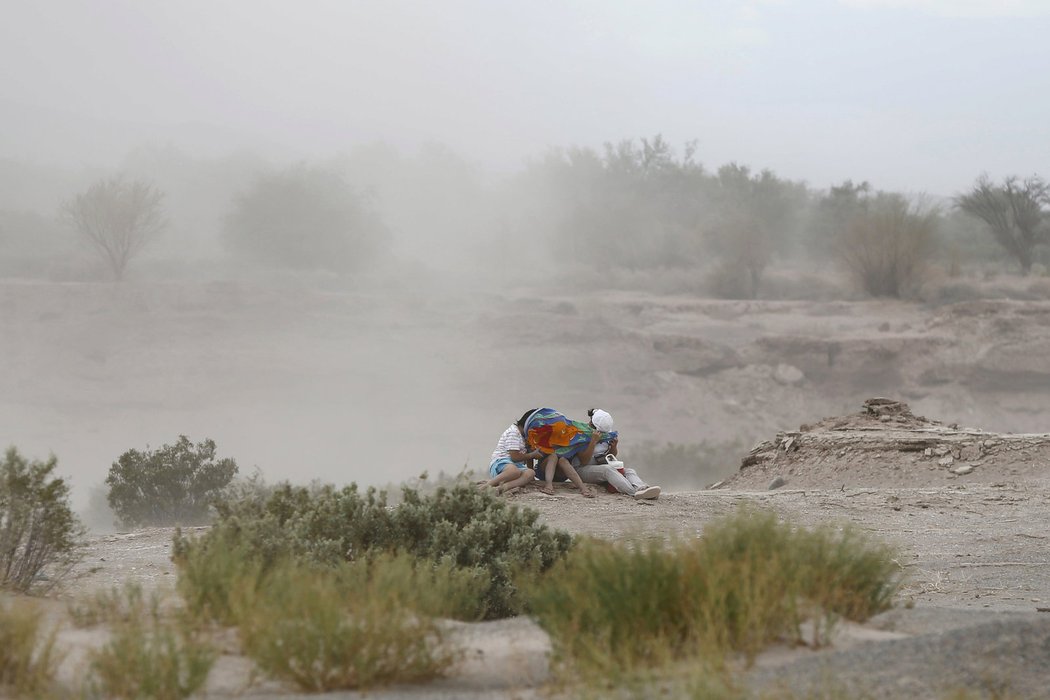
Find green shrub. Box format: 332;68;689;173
0;447;83;592
0;599;62;696
234;556;462;691
106;436;238;528
531;508;901;682
86;588;214;700
174;481;571;621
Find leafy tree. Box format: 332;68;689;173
60;176;165;280
106;437;238;528
224;165;386;273
0;447;83;592
956;174;1049;275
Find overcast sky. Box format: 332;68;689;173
2;0;1048;194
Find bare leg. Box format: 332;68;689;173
539;454;557;495
486;466;523;489
557;457;595;498
498;467;534;494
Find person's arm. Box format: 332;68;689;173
509;446;542;463
574;430;603;467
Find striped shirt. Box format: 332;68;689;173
490;425;526;463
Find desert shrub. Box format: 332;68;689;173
174;481;571;621
106;436;238;528
0;600;62;696
0;447;83;592
531;508;901;681
86;587;214;700
233;556;462;692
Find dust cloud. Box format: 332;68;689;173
2;2;1049;515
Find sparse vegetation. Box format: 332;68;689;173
0;600;62;697
0;447;83;592
86;587;214;700
530;508;901;684
106;436;238;528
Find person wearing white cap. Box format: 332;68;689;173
573;408;661;500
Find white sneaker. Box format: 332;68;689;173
633;486;661;500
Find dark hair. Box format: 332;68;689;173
587;408;598;417
517;408;538;432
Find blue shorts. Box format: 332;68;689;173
489;457;526;479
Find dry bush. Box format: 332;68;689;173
0;600;62;697
0;447;83;592
530;508;901;684
834;195;937;298
86;587;214;700
233;557;460;692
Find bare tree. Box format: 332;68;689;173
61;177;165;280
955;175;1049;275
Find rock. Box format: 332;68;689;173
959;444;982;461
773;363;805;385
933;446;950;457
923;448;933;458
952;464;975;475
938;456;955;468
768;476;787;490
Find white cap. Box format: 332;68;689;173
590;409;614;433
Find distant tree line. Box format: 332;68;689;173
1;137;1047;296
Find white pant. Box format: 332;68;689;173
576;464;648;495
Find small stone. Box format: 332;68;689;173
768;476;787;490
923;448;933;458
952;464;974;475
880;415;893;422
938;456;955;468
983;439;999;449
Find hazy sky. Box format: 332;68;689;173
3;0;1048;195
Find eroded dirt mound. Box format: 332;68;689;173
718;398;1050;490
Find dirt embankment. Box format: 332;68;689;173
719;398;1050;490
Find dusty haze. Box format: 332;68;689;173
3;1;1050;518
